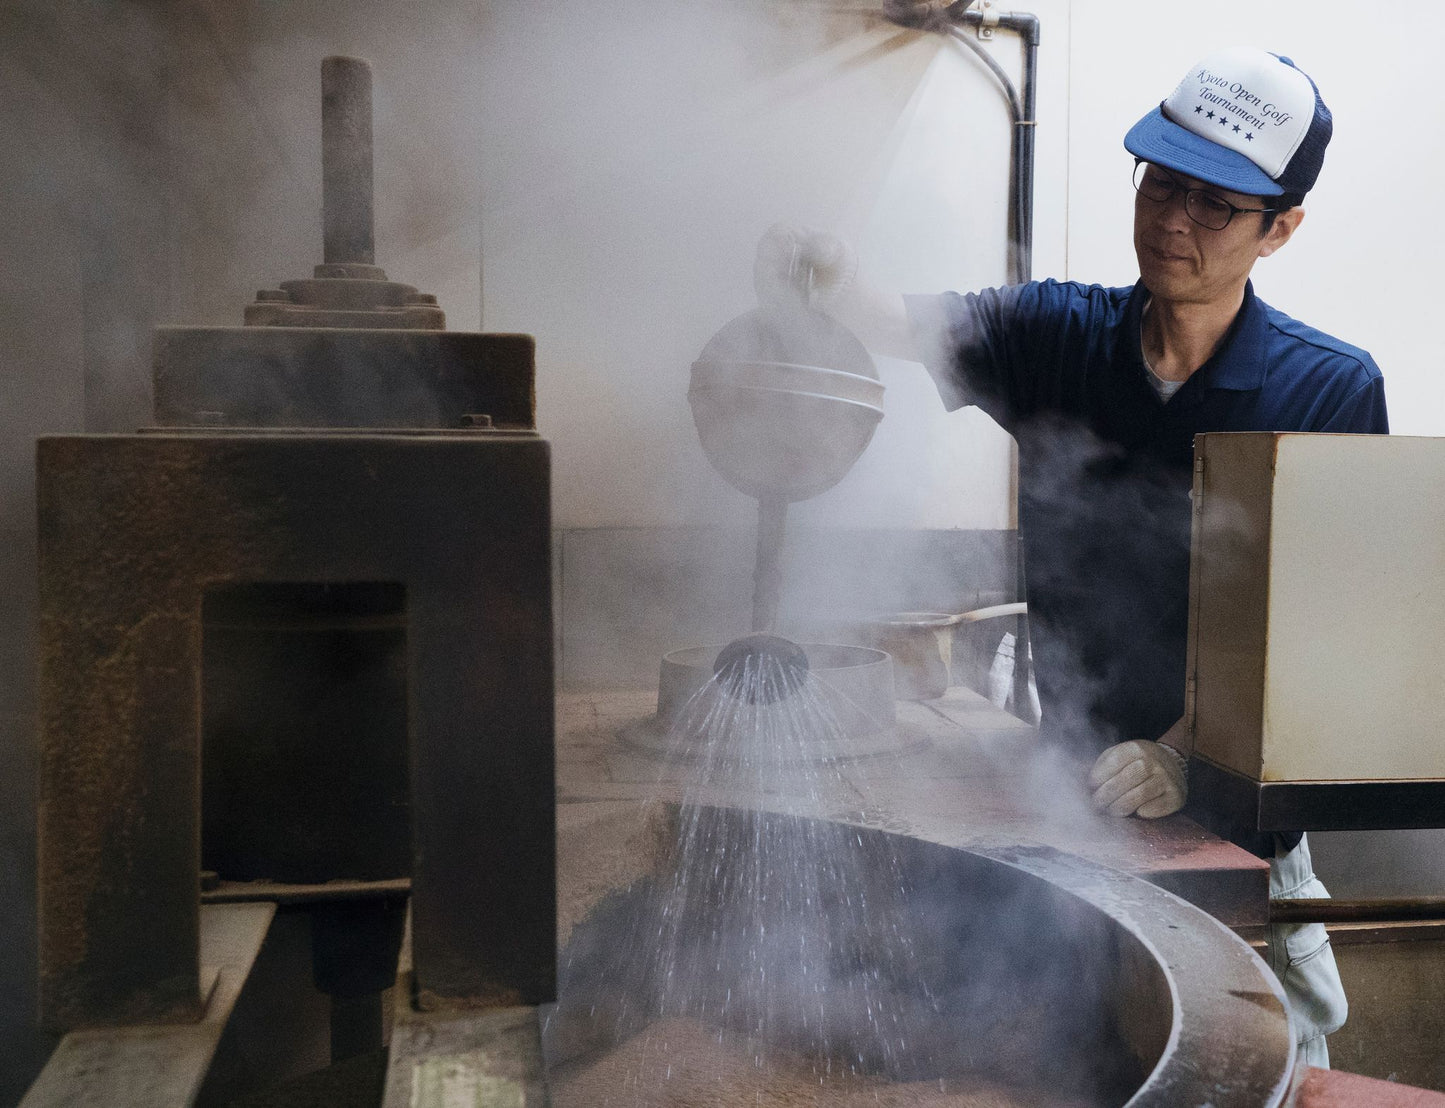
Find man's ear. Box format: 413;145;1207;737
1259;207;1305;259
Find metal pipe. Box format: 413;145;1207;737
321;56;375;266
752;495;788;633
1013;14;1038;283
201;877;411;906
1270;897;1445;925
940;9;1039;714
887;3;1042;716
944;12;1038;284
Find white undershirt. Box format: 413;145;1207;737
1140;301;1185;402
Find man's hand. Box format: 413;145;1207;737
753;223;859;312
1088;739;1188;819
752;224;917;361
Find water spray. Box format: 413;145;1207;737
712;633;811;704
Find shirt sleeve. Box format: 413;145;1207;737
904;283;1050;433
1315;372;1389;434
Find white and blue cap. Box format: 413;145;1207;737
1125;47;1332;197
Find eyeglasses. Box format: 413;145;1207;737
1132;159;1277;231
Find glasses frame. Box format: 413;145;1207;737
1132;159;1277;231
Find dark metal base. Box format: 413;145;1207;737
37;430;554;1029
153;326;535;430
1190;756;1445;832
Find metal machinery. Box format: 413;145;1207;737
1185;432;1445;835
549;801;1297;1107
23;40;1445;1108
21;54;1302;1107
548;79;1303;1101
27;58;554;1105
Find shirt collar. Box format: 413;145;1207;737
1129;278;1268;393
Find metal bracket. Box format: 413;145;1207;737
976;0;999;38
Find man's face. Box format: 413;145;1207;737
1132;162;1303;305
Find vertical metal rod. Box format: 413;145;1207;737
321;56;375;266
752;496;788;634
1010;18;1039;721
1012;17;1039;285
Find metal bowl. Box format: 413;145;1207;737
549;803;1296;1107
848;611;970;701
621;642;906;765
689;359;884;502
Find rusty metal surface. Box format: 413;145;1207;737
321;57;374;267
238;56;447;329
1295;1066;1445;1107
1271;896;1445;925
200;877;410;906
384;913;548;1107
37;432;554;1029
153;328;535;430
21;903;274;1108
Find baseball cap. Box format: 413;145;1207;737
1124;47;1332;197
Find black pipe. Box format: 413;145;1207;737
1014;14;1038;284
885;3;1039;280
945;12;1039;284
939;8;1040;715
882;2;1041;716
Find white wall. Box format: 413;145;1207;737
1067;0;1445;437
475;1;1071;531
473;1;1440;531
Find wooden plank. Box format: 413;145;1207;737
21;903;275;1108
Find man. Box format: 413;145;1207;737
758;46;1385;1066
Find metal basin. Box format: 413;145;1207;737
625;642;909;764
547;803;1295;1107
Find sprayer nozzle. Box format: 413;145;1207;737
713;634;810;704
881;0;962;31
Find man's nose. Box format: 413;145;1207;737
1153;189;1195;231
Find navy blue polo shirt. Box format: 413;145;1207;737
907;278;1387;766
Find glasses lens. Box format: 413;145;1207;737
1133;162;1176;203
1186;191;1234;230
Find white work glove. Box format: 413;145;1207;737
1088;739;1188;819
753;223;859;313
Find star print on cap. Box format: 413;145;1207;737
1124;47;1333;197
